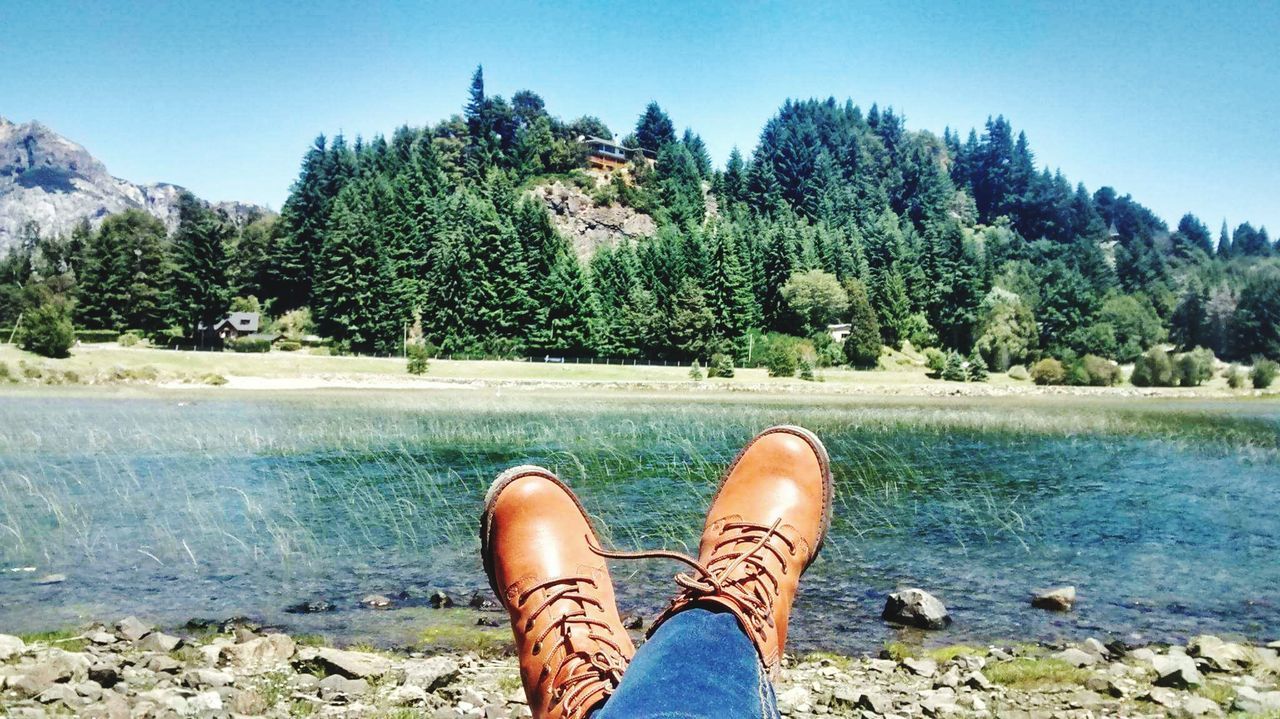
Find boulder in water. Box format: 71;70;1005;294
1032;586;1076;612
882;588;951;629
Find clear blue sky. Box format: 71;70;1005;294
3;0;1277;232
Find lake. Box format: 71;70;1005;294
1;389;1278;654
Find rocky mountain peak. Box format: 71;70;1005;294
0;117;269;250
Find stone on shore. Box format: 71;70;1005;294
0;633;25;661
882;588;951;630
1188;634;1248;671
135;631;181;653
1153;653;1204;688
1234;686;1280;714
221;633;296;669
362;594;394;609
1031;585;1076;611
310;646;393;679
114;616;151;642
1052;647;1098;667
403;656;461;691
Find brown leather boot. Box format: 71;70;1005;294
595;425;831;678
481;466;634;719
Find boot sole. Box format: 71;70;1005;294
478;465;601;601
709;425;834;574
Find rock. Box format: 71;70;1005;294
387;684;429;706
1082;637;1108;657
859;692;894;714
430;590;455;609
87;661;120;688
1234;686;1280;713
404;656;461;691
933;665;961;688
1086;674;1128;698
622;615;644;630
114;616;151;642
1142;687;1182;708
140;654;181;673
221;633;296;669
285;599;335;614
468;592;498;610
1065;690;1106;710
882;588;951;629
776;685;812;715
1175;695;1224;717
902;657;938;678
136;631;181;653
1153;653;1204;688
319;673;370;698
964;671;993;690
82;692;129;719
476;616;502;627
230;688;268;714
362;594;394;609
1188;634;1248;671
73;679;103;702
36;573;67;585
1052;647;1098;667
1130;647;1158;665
0;633;25;660
311;647;392;679
189;690;223;712
87;631;117;646
37;683;82;706
186;667;235;688
38;648;91;682
1031;585;1076;611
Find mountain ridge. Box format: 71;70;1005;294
0;116;269;250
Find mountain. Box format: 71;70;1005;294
0;116;268;251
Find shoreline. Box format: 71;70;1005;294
2;612;1279;718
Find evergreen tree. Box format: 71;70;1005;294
313;181;399;354
842;279;881;367
170;193;232;340
634;102;677;153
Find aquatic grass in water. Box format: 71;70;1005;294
0;390;1278;653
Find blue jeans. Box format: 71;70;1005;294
591;607;779;719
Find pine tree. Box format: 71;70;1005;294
966;347;989;381
842;279;882;367
312;182;398;354
171;193;232;340
634;102;676;153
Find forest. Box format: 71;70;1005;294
4;67;1280;382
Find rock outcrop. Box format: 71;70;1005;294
530;181;655;260
0;116;268;250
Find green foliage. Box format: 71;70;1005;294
74;329;121;343
966;348;989;382
1007;364;1029;381
1174;347;1215;387
1030;358;1067;385
1252;358;1278;389
117;332;142;347
1226;363;1246;389
781;270;848;336
797;357;816;381
0;361;12;382
18;295;75;358
764;341;798;378
201;373;228;386
842;279;882;368
707;352;735;378
276;340;301;352
406;343;431;375
924;348;946;374
941;351;966;381
171;192;233;338
1077;355;1121;386
974;288;1037;371
688;360;703;380
227;337;272;353
1130;347;1176;387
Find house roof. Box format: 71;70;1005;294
215;312;261;332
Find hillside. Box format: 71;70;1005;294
0;116;266;250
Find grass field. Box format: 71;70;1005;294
0;341;1258;395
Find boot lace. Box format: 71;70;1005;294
589;518;795;635
518;576;627;718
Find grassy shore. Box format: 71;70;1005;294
0;342;1264;397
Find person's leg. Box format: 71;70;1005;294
592;607;777;719
480;466;635;719
591;425;831;719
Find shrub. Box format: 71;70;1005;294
1078;355;1121;386
58;370;80;384
798;358;816;381
117;332;143;347
764;343;798;378
966;349;988;382
924;348;946;374
688;360;703;380
0;361;10;382
201;373;228;386
19;360;43;380
1253;358;1278;389
1007;364;1029;381
1226;363;1246;389
1131;347;1175;387
19;299;76;358
406;343;431;375
941;352;966;382
707;353;735;378
227;337;271;353
1174;347;1215;387
276;340;301;352
1030;358;1066;385
73;329;119;344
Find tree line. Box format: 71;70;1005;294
4;66;1279;372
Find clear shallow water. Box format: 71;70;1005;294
1;390;1278;654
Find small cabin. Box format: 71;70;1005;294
827;323;852;343
582;136;656;172
211;312;260;341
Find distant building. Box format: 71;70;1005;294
827;323;852;343
207;312;260;341
582;136;656;172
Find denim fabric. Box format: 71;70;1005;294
590;607;779;719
